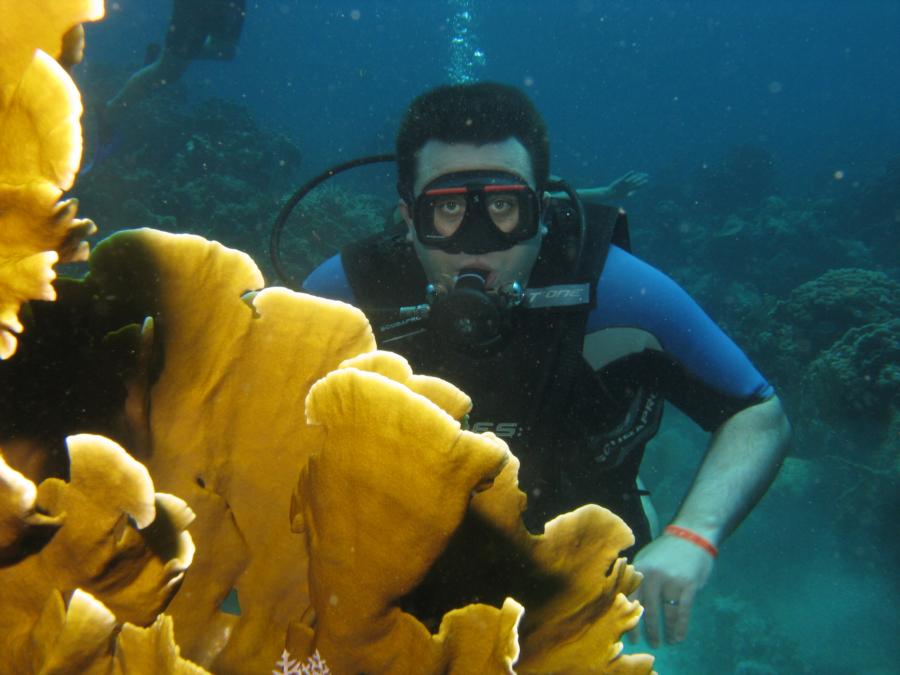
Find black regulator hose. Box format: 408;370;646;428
269;153;395;288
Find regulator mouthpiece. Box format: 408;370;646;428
428;268;507;352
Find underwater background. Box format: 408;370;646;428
70;1;898;673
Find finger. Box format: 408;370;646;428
660;584;684;644
640;577;663;648
671;585;697;643
626;624;639;644
626;585;643;644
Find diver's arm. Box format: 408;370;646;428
595;246;790;645
550;170;650;203
630;395;790;646
572;186;614;202
669;395;791;546
586;245;789;539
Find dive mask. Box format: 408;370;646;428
412;170;541;254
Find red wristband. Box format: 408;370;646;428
664;525;719;558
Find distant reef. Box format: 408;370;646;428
75;94;302;279
628;147;899;550
75;93;393;286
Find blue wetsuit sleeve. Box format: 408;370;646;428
301;253;358;305
588;246;774;428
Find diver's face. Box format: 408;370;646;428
401;138;544;292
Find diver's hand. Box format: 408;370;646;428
627;533;714;647
605;170;650;200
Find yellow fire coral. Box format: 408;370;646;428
289;350;654;674
0;0;102;359
0;434;202;674
476;460;651;674
80;228;376;671
289;351;519;673
69;228;651;673
26;590;207;674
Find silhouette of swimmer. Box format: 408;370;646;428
85;0;246;173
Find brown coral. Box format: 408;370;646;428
768;268;900;361
0;434;199;673
77;228;376;671
0;0;102;358
53;228;649;673
288;350;653;674
27;589;208;674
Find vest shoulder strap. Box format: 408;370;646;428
581;201;631;290
530;200;631;308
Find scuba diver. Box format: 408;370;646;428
301;82;791;647
88;0;246;170
106;0;245;116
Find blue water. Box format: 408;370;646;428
85;1;900;187
75;2;900;673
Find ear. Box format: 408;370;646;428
398;200;415;242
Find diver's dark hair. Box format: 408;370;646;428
396;82;550;200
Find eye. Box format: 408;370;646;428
488;197;515;212
436;197;465;213
430;195;467;236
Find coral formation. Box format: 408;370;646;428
641;194;871;316
290;350;522;673
751;268;900;396
21;229;646;673
806;318;899;420
0;0;103;85
74;95;305;274
289;350;652;674
25;590;208;674
756;299;897;463
73;75;394;287
732;268;900;547
702;196;869;294
103;230;375;671
0;0;101;358
0;434;202;674
802;319;899;529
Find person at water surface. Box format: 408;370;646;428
303;82;792;647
